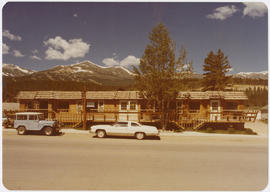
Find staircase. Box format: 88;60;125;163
175;119;206;131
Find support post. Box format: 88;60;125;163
82;88;87;130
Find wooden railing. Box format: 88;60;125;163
4;109;258;127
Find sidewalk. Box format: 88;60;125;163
3;127;267;138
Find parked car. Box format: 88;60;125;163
90;121;159;140
14;112;61;136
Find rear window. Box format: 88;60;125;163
17;115;27;120
29;115;38;120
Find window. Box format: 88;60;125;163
211;101;219;111
131;122;140;127
177;101;183;113
224;102;238;110
98;101;104;112
26;102;34;109
130;101;137;110
189;101;200;113
17;115;27;120
59;101;69;109
29;115;38;120
115;122;128;127
87;102;96;108
120;101;128;110
87;101;97;112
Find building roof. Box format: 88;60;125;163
2;102;20;111
16;91;248;100
177;91;248;100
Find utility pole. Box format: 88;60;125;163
82;86;87;130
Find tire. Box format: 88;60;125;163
135;132;145;140
96;130;106;138
43;127;54;136
17;126;26;135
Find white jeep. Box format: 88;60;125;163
14;112;61;136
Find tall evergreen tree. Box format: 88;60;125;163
133;23;192;129
202;49;232;91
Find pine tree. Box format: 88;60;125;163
202;49;232;91
133;23;192;130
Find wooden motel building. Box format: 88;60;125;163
15;90;256;130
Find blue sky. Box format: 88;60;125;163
2;2;268;73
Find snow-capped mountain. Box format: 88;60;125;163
232;71;268;80
3;61;135;86
2;63;35;77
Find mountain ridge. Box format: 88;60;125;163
2;60;268;81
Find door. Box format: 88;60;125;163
210;100;221;121
119;101;128;121
110;122;129;136
28;114;40;130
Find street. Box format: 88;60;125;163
2;131;268;191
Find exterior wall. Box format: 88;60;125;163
200;100;208;118
17;97;247;123
238;101;245;110
104;100;118;111
19;102;27;111
69;101;77;113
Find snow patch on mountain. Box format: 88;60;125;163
233;71;268;79
73;66;93;73
113;66;135;75
3;63;35;77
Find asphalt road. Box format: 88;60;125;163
2;131;268;191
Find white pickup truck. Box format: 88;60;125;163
90;121;159;140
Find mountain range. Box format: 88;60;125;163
3;61;135;86
2;60;268;84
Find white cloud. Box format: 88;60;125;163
44;36;90;60
102;58;119;67
13;50;24;57
102;55;140;68
73;13;78;17
120;55;140;67
3;43;9;54
207;5;238;20
243;2;267;18
30;55;42;60
3;30;22;41
32;49;39;54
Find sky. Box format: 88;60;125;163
2;2;268;73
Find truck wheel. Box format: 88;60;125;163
96;130;106;138
17;126;26;135
135;132;145;140
44;127;53;136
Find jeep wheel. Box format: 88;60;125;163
17;126;26;135
135;132;145;140
44;127;54;136
96;130;106;138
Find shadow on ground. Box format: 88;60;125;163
92;135;160;140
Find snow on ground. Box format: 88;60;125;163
245;120;268;136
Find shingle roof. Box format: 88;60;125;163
17;91;81;100
177;91;247;100
16;91;248;100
